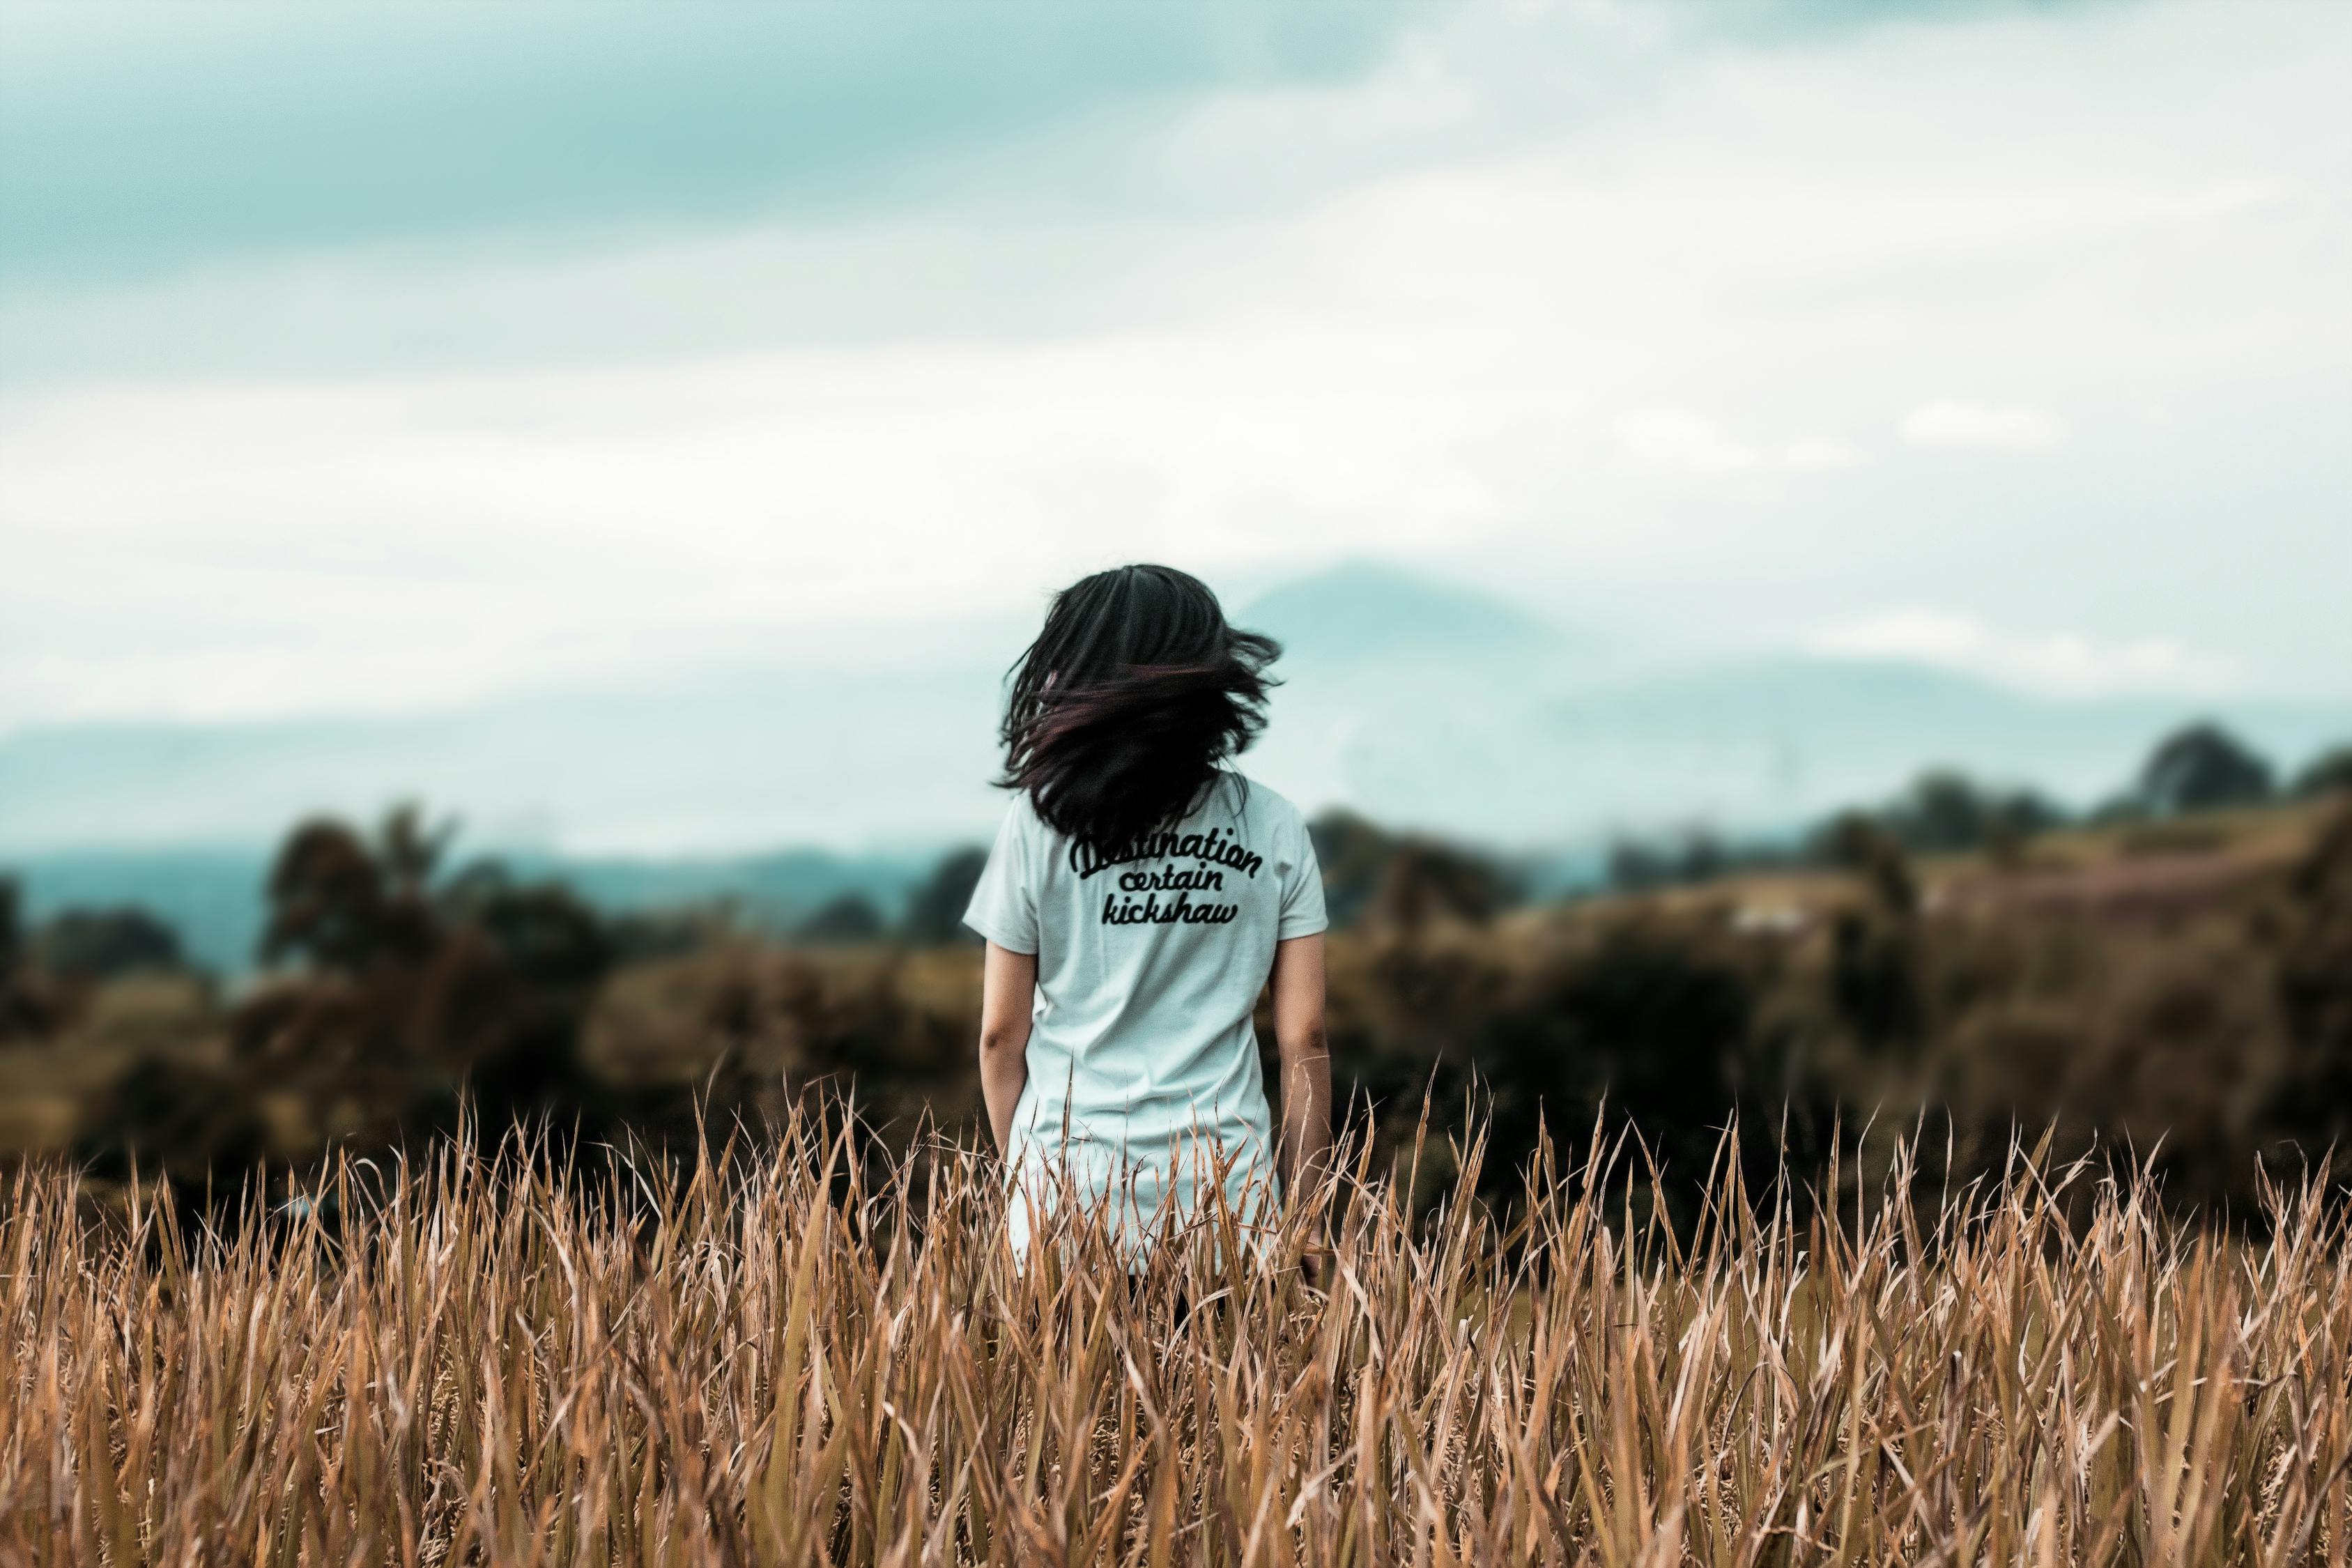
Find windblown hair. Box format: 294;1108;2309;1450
998;565;1280;868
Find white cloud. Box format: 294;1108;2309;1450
1611;415;1871;481
1811;610;2245;699
1611;411;1758;472
0;336;1531;727
1900;402;2071;452
3;0;2349;730
1780;438;1872;472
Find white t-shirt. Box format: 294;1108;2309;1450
962;771;1328;1258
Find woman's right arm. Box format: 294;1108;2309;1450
976;939;1037;1155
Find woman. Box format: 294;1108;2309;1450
962;564;1331;1268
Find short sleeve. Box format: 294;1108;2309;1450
962;800;1040;953
1277;806;1329;940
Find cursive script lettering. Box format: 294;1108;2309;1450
1101;892;1241;926
1075;825;1263;881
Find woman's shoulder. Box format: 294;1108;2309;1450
995;790;1058;848
1221;773;1310;832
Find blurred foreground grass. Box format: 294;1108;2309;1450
0;1109;2342;1564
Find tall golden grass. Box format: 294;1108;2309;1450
0;1109;2343;1565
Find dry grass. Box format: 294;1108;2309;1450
0;1112;2344;1565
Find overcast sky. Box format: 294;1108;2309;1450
3;0;2346;733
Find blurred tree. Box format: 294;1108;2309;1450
797;893;885;946
1990;788;2066;838
2291;744;2352;801
1606;839;1673;895
901;846;987;946
1891;770;1992;853
1476;924;1813;1224
71;1056;265;1190
2087;793;2149;828
1677;829;1727;884
441;862;612;990
0;877;48;1040
1983;788;2064;868
1308;808;1399;928
1816;812;1919;916
1607;830;1739;893
1831;908;1923;1051
2138;723;2275;817
2274;804;2352;1148
1863;770;2068;859
260;812;446;973
1307;809;1523;932
608;904;735;964
226;806;632;1166
1817;814;1924;1052
380;803;456;901
1983;807;2034;871
32;907;184;981
1361;841;1512;936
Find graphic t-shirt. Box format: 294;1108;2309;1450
962;771;1327;1256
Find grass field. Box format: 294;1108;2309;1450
0;1112;2342;1566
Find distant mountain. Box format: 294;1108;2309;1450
4;559;2347;958
10;843;946;977
0;663;1010;857
555;847;938;935
1247;642;2352;843
1548;656;2351;825
9;848;273;979
1240;560;1569;663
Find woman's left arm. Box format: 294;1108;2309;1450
1269;933;1332;1206
976;940;1037;1154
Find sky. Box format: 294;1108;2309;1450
3;0;2349;740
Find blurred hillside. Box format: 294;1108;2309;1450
5;721;2348;1225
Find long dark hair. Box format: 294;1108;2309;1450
997;564;1280;867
